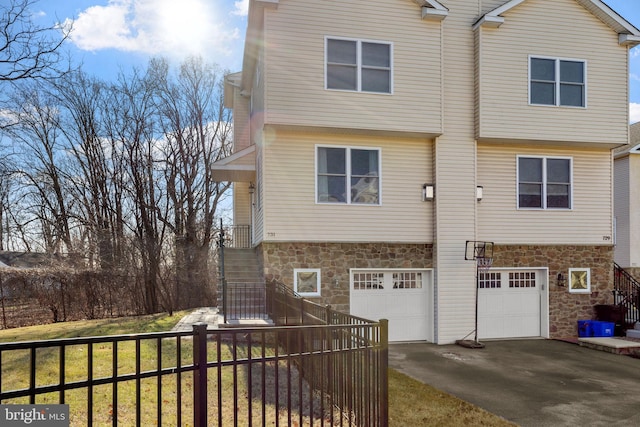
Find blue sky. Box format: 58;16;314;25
30;0;640;121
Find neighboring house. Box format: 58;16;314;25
213;0;640;344
614;122;640;278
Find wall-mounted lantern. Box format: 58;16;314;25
476;185;484;202
557;272;566;287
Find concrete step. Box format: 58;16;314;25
626;329;640;339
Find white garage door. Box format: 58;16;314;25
478;269;543;339
349;269;432;342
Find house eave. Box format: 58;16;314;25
474;0;640;44
211;145;256;182
619;34;640;47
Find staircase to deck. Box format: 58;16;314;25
613;263;640;337
218;248;267;321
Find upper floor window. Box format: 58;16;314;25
317;146;380;204
518;156;572;209
530;57;585;107
326;37;392;93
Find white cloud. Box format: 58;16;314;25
232;0;250;17
630;103;640;124
67;0;241;57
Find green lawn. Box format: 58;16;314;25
0;313;515;426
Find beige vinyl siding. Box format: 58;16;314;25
476;0;628;145
630;154;640;267
481;1;510;15
232;91;251;152
478;144;614;244
263;0;442;135
233;182;252;226
261;129;433;242
433;0;479;344
614;156;630;266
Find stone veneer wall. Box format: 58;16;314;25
257;242;613;338
258;242;433;313
493;245;614;338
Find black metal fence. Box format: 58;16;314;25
0;292;388;426
613;262;640;325
224;282;268;321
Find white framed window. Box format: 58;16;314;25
316;146;381;205
294;268;321;297
568;268;590;294
325;37;392;94
517;156;572;209
529;56;586;107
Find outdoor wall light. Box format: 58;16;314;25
476;185;484;201
557;272;566;287
423;184;434;201
248;182;255;195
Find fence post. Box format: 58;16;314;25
193;323;208;427
379;319;389;427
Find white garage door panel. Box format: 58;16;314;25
350;270;431;342
478;270;542;340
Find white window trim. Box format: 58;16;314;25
528;55;587;108
324;36;394;95
516;155;573;210
294;268;322;297
315;145;382;205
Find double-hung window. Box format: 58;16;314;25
518;156;572;209
317;146;380;204
530;57;586;107
326;37;392;93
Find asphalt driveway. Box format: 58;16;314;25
389;340;640;426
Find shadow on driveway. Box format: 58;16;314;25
390;340;640;427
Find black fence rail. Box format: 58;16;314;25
613;262;640;325
0;308;388;426
267;281;389;426
225;282;268;321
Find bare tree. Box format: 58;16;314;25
2;82;73;253
151;56;232;309
103;68;167;313
0;0;71;83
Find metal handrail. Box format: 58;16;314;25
613;262;640;325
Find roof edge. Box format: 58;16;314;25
474;0;640;43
